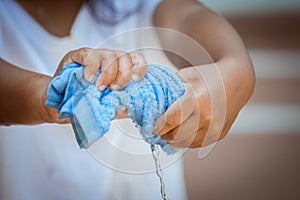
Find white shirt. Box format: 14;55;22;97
0;1;187;200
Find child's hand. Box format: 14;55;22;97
56;48;147;91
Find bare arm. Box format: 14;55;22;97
153;0;255;147
0;58;63;125
0;48;146;125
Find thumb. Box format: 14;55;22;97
154;86;195;136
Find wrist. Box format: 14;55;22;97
33;75;68;124
27;74;51;124
0;59;68;125
216;56;255;107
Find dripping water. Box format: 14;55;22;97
151;145;168;200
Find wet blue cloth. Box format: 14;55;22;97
45;63;185;154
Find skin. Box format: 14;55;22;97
57;48;147;90
0;0;255;148
153;0;255;148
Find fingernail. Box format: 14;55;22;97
99;85;107;91
132;74;139;82
85;71;94;82
120;106;127;111
111;84;120;90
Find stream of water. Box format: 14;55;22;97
151;145;168;200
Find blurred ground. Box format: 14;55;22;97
184;134;300;200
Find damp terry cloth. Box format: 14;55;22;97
44;63;185;154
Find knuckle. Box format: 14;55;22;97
77;47;91;54
119;55;133;70
131;51;142;58
116;50;127;57
123;53;133;63
105;54;118;68
66;50;76;55
105;50;117;59
137;53;146;62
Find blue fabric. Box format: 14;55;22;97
45;63;185;154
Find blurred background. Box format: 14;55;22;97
183;0;300;199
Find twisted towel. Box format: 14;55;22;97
45;63;185;154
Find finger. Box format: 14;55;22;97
171;112;215;148
57;48;92;76
95;51;118;90
161;112;199;144
190;118;227;148
173;127;209;148
168;130;199;149
111;51;134;90
59;48;91;68
56;118;71;124
189;127;210;148
82;49;106;82
154;86;195;136
162;116;204;149
130;52;147;81
167;106;216;148
167;118;213;148
114;106;129;119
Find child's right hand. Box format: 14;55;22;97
56;48;147;91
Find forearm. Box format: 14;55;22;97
183;1;255;105
0;58;56;125
154;0;255;101
154;0;250;63
153;0;255;143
